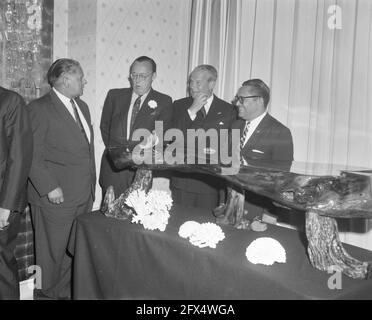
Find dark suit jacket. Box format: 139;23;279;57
235;113;293;171
234;113;294;219
99;87;172;194
171;95;236;195
27;90;96;208
0;87;33;212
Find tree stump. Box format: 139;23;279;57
305;210;372;279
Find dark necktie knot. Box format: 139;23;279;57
197;105;207;119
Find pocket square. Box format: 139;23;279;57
217;112;222;115
252;149;264;154
219;121;224;125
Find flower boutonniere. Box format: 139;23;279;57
148;100;158;109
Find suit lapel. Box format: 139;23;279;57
50;91;89;148
205;95;218;121
117;89;132;140
246;114;271;148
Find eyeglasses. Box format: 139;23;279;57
130;73;153;82
234;95;261;104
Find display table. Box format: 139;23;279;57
68;205;372;300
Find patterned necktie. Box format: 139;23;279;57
70;99;88;143
130;95;142;135
240;121;250;150
196;105;207;120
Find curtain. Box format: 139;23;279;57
188;0;372;250
188;0;242;100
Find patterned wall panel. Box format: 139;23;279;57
95;0;191;103
0;0;53;103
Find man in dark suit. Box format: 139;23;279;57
171;65;236;210
28;59;96;299
234;79;293;170
233;78;293;219
99;56;172;197
0;87;33;299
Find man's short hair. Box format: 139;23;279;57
242;79;270;107
130;56;157;73
191;64;218;82
47;58;81;87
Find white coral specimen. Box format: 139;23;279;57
245;237;286;265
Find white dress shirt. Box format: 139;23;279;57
188;94;214;121
241;111;267;148
53;88;91;143
126;90;150;139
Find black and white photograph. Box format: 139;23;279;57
0;0;372;304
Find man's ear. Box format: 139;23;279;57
208;80;216;91
258;96;265;107
151;72;157;81
62;74;69;88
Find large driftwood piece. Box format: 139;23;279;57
103;145;372;279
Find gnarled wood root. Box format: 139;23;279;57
214;186;250;229
101;169;153;219
306;210;372;279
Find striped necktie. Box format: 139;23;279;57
240;121;250;150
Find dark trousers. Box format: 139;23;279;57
172;187;219;211
0;211;21;300
30;198;93;299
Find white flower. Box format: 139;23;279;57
148;100;158;109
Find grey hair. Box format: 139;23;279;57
191;64;218;82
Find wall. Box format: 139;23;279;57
53;0;192;209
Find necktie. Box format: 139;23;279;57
200;105;207;118
197;105;207;119
70;99;88;143
240;121;250;150
130;95;142;136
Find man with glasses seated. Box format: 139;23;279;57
99;56;172;197
232;78;294;221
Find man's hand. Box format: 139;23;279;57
0;207;11;229
48;187;64;204
188;93;209;114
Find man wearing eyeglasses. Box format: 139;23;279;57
232;78;293;220
171;65;236;210
99;56;172;197
234;79;293;169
